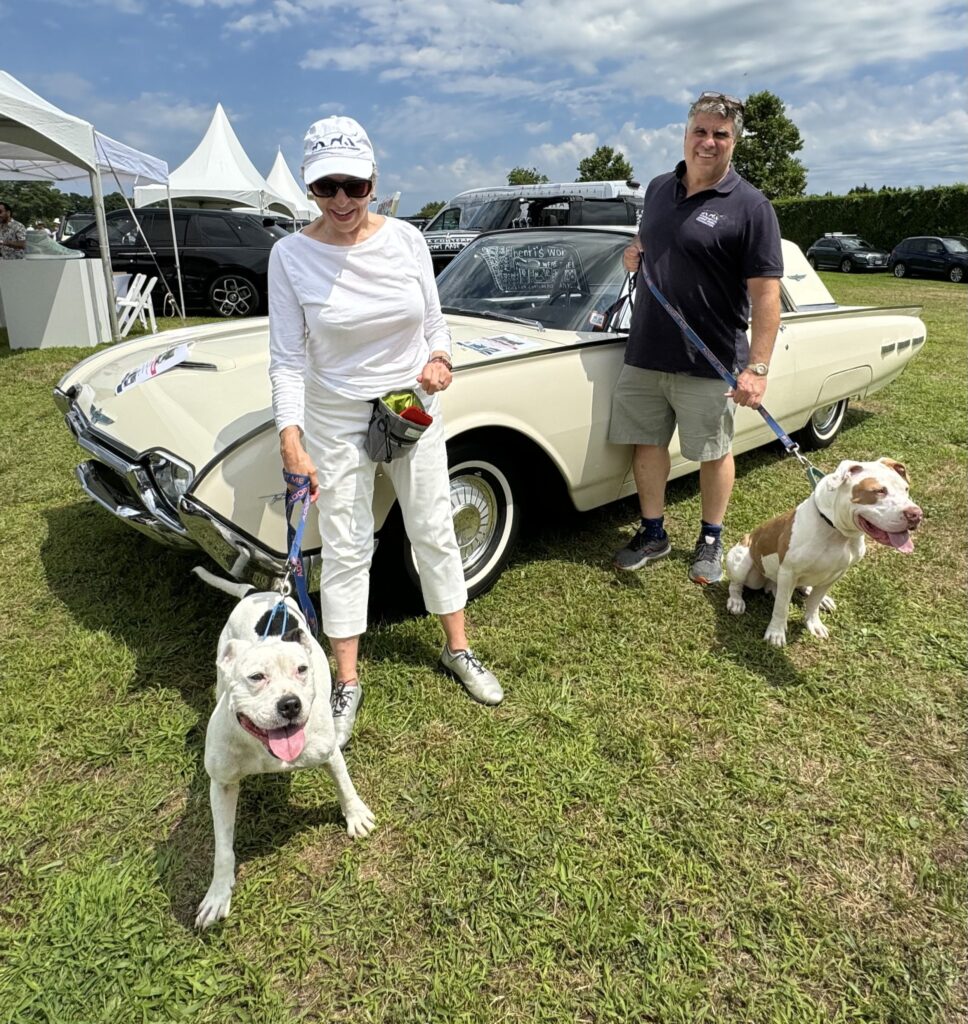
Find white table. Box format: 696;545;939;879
1;257;112;349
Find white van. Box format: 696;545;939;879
422;180;643;274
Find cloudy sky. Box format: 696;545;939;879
9;0;967;215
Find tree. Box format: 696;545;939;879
848;183;875;195
732;91;807;200
416;200;445;220
576;146;633;183
507;166;549;185
0;181;67;226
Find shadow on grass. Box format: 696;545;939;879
41;502;225;717
700;584;809;688
155;766;344;930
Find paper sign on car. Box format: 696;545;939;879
115;343;192;395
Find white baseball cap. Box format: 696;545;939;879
301;116;375;185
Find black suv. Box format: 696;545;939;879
804;234;888;273
888;236;968;283
64;207;289;316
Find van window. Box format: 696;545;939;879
462;199;520;231
427;208;462;232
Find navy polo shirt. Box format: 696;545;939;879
625;161;783;378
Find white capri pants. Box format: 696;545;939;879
304;384;467;638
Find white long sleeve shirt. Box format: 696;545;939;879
268;217;452;431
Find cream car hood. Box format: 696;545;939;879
58;314;582;463
57;318;275;466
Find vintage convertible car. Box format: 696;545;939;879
53;227;926;601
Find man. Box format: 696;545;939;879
0;203;27;259
609;91;782;584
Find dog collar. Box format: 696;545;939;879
812;494;836;530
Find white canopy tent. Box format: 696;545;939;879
135;104;296;216
0;69;170;341
265;148;315;221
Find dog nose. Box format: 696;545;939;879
277;695;302;721
904;505;923;527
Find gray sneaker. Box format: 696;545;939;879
438;646;504;705
613;526;672;571
331;679;363;749
689;534;724;584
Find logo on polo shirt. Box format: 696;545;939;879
696;210;721;228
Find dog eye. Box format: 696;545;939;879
247;672;266;683
297;665;309;675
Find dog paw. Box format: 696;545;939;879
806;618;830;640
764;625;787;648
345;801;376;839
819;595;836;613
195;884;233;930
726;595;746;615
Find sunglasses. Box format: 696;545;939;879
697;91;745;112
308;177;373;199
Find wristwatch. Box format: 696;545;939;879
746;362;769;376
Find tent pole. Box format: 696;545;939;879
166;186;186;319
90;169;121;342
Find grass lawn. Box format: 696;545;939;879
0;275;965;1023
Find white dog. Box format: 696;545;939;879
192;567;375;930
726;458;922;647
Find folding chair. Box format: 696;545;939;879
117;274;158;338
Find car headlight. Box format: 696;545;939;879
146;451;195;509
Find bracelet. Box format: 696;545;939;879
429;355;452;372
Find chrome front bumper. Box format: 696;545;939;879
179;496;321;591
55;385;321;589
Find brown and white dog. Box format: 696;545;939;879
726;458;923;646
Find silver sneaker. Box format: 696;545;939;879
331;679;363;749
689;534;724;584
438;646;504;705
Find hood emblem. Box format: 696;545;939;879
89;404;114;426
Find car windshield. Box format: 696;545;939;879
942;237;968;253
840;238;874;251
437;229;631;332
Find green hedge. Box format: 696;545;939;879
773;185;968;253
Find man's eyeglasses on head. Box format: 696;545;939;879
308;177;373;199
697;91;745;113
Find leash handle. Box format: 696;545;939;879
283;470;319;636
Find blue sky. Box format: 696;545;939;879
8;0;967;216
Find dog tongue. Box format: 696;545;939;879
266;724;306;761
888;530;914;554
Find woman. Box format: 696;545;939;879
268;115;503;749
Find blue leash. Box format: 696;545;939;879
278;471;319;637
630;267;825;489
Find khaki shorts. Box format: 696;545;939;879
609;364;736;462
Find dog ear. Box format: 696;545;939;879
218;638;244;672
824;460;865;490
281;627;305;646
878;457;910;483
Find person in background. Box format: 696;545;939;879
0;203;27;259
268;116;504;749
609;91;782;585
